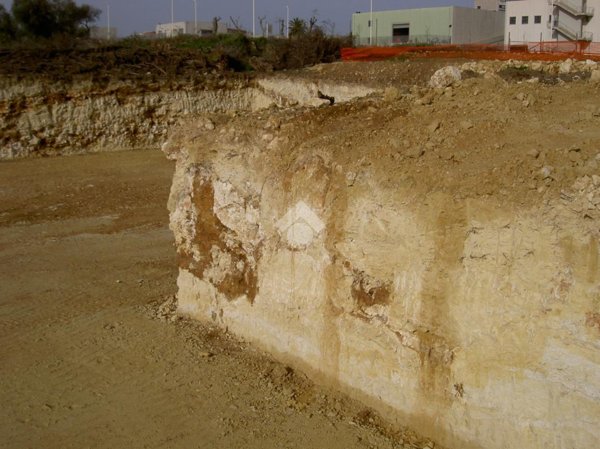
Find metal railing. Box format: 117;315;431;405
582;30;594;40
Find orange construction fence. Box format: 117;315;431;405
341;41;600;62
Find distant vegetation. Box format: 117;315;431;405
165;27;350;71
0;13;350;77
0;0;99;41
0;6;349;76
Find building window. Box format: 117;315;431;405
534;15;542;24
522;16;529;24
509;16;516;25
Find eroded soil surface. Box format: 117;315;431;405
0;150;431;449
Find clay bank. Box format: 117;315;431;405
164;62;600;449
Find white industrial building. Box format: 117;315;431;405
90;26;117;40
505;0;600;43
352;6;505;46
475;0;507;11
156;21;230;38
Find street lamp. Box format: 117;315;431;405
107;4;110;40
171;0;174;38
369;0;373;45
193;0;198;35
286;5;289;38
252;0;256;37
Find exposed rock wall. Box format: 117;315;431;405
164;76;600;449
0;76;375;160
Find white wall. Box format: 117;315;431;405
90;26;117;40
506;0;600;43
352;8;454;46
453;7;505;44
156;21;228;37
156;21;189;37
352;7;504;46
505;0;553;44
475;0;507;11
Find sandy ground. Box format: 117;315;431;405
0;150;429;449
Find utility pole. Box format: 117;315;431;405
171;0;174;37
107;4;110;40
192;0;196;35
252;0;256;37
369;0;373;45
286;5;289;38
193;0;197;35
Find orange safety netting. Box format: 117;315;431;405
341;42;600;62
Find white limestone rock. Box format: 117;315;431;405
429;66;461;89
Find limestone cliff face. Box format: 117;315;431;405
0;76;374;159
164;78;600;449
0;77;259;159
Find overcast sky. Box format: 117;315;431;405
0;0;474;36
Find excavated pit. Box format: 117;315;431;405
4;56;598;449
164;62;600;449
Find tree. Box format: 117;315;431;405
212;16;221;35
289;18;306;38
12;0;55;38
308;15;318;34
321;19;335;36
229;16;243;32
258;16;269;37
0;5;16;41
11;0;100;39
55;2;99;35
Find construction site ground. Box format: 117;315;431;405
1;56;600;449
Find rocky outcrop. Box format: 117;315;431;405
164;76;600;449
0;77;256;159
0;76;375;160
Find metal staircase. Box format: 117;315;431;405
549;0;594;41
552;0;594;17
553;18;594;40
